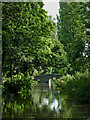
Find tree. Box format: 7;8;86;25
2;2;67;77
2;2;54;76
57;2;89;73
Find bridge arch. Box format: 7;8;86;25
35;74;61;83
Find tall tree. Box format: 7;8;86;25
57;2;89;73
2;2;67;77
2;2;54;76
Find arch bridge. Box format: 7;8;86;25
35;74;61;83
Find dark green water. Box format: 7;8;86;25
2;83;90;120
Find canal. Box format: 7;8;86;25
2;83;90;120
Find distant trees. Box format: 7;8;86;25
57;2;90;73
84;3;90;59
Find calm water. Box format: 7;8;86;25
2;83;90;120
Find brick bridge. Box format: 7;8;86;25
35;74;61;83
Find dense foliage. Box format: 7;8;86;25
56;2;90;103
2;1;90;104
2;2;67;94
55;70;90;103
2;73;35;95
57;2;90;73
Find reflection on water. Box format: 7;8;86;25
2;83;90;119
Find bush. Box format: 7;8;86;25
2;72;35;95
55;70;90;103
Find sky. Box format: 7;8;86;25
43;1;59;22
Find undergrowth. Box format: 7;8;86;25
55;70;90;103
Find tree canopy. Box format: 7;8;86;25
2;2;67;78
57;2;90;73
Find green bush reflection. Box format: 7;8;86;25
2;84;90;119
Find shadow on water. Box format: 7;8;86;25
2;83;90;120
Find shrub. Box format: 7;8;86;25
55;70;90;103
2;72;35;95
